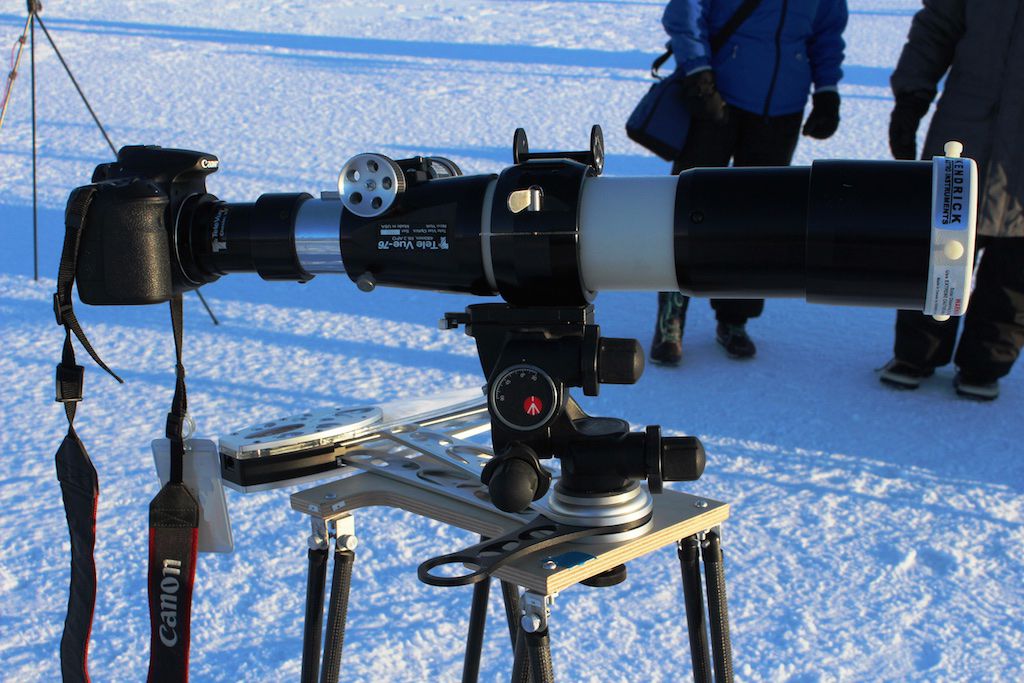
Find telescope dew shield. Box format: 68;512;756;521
806;160;934;309
805;156;977;314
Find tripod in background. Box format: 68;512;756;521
0;1;217;321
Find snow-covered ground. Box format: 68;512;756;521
1;1;1021;680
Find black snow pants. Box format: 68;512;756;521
666;106;804;325
894;236;1024;381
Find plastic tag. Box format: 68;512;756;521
152;438;234;553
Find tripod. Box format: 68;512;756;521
278;303;736;682
1;1;115;281
0;2;218;320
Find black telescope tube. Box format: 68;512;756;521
672;160;934;309
806;160;932;308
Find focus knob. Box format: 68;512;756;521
337;153;406;218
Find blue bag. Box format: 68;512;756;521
626;0;765;161
626;50;688;162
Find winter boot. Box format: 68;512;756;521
716;322;756;359
954;370;1000;401
878;358;934;389
651;292;688;365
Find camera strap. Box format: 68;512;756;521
54;185;123;683
56;186;199;682
146;293;201;683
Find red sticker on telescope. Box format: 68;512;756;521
523;396;544;416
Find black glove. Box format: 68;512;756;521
888;92;932;160
802;91;841;139
682;70;727;123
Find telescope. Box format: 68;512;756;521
75;126;975;317
60;126;979;682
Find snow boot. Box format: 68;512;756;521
878;358;934;389
954;370;1000;401
716;322;756;359
651;292;687;365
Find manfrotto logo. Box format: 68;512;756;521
159;559;182;647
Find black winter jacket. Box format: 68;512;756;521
891;0;1024;237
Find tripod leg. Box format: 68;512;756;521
301;545;329;683
678;536;713;683
503;583;530;683
34;17;117;156
320;519;357;683
510;620;530;683
30;12;37;281
501;581;526;651
516;592;555;683
524;628;554;683
462;576;491;683
702;530;734;683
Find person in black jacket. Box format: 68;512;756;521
879;0;1024;400
651;0;849;365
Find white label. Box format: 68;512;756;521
925;156;978;317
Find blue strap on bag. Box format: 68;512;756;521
626;0;765;161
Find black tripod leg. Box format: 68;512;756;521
503;583;531;683
678;536;713;683
30;12;37;282
702;530;734;683
301;546;329;683
501;581;522;650
524;627;555;683
320;544;356;683
510;620;530;683
462;575;491;683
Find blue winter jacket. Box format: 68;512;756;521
663;0;848;117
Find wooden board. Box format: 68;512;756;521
291;470;729;595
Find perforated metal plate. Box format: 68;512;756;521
220;406;384;460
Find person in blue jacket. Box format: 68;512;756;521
651;0;849;365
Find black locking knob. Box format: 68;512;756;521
597;337;644;385
661;436;705;482
480;444;551;513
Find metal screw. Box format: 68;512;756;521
521;613;543;633
337;535;359;552
542;559;557;571
694;499;709;509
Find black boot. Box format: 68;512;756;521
879;358;934;389
651;292;688;365
716;322;756;359
953;370;1000;400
